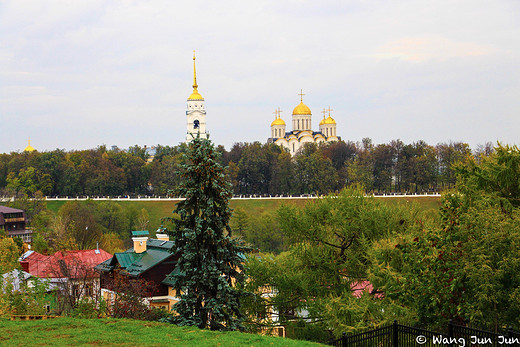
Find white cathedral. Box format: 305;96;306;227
186;52;207;142
185;53;339;153
267;91;340;156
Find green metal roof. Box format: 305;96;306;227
161;266;183;287
131;230;150;237
96;238;177;277
124;246;174;276
94;258;114;272
115;252;142;268
147;239;175;249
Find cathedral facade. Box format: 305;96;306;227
268;91;339;156
186;52;207;143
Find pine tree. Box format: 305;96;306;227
164;135;247;330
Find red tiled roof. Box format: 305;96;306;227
20;251;52;277
21;249;112;279
350;281;383;299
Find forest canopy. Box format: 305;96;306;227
0;140;492;197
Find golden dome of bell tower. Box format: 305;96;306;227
188;52;204;101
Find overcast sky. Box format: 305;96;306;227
1;0;519;153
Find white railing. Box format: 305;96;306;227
41;193;441;201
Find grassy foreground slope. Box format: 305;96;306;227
45;196;440;233
0;317;321;346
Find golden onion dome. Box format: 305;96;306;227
271;117;285;126
319;117;326;126
324;116;336;124
24;139;35;152
188;91;204;100
292;101;312;115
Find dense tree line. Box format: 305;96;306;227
0;140;493;197
0;145;184;197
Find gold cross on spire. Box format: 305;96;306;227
298;89;305;102
276;107;282;118
192;50;198;91
326;106;333;116
321;108;327;119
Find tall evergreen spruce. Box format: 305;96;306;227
165;135;247;330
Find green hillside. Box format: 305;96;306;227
0;317;321;346
45;196;441;235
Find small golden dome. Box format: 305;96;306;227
324;116;336;124
188;91;204;100
292;101;312;115
271;117;285;126
24;138;35;152
319;117;326;126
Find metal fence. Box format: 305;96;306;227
330;320;520;347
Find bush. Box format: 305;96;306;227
71;297;107;319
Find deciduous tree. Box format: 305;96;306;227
243;187;414;338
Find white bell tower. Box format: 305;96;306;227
186;51;207;142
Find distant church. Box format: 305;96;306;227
268;91;339;155
24;138;36;152
185;52;207;143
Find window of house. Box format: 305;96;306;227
85;284;93;297
73;284;81;298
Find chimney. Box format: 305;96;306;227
132;231;149;253
156;233;169;241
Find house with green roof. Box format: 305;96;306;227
95;231;181;311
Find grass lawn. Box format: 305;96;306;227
45;199;315;234
374;196;442;211
0;317;322;346
45;196;441;235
